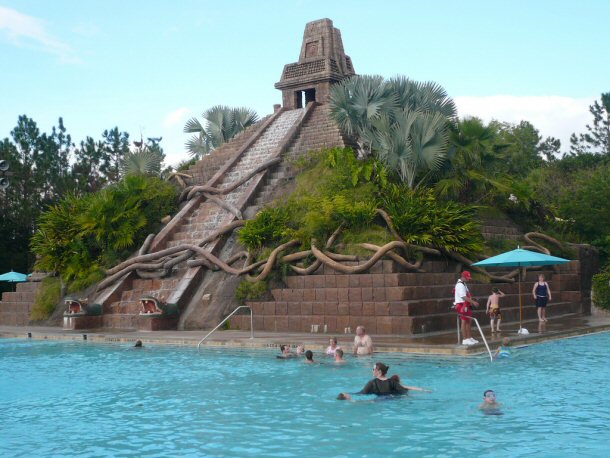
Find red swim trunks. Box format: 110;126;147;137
456;302;472;321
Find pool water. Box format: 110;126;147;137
1;333;609;457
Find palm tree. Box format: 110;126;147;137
433;117;511;201
184;106;258;159
329;74;455;188
120;149;163;177
329;75;398;156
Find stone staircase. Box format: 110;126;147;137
233;260;583;335
479;215;522;243
90;108;307;331
176;102;355;328
0;281;40;326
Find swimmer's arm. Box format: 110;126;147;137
498;290;505;297
402;385;432;393
547;283;552;301
486;296;491;313
532;282;537;298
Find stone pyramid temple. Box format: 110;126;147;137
0;19;591;334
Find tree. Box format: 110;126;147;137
329;75;456;188
570;93;610;155
559;163;610;241
433;117;510;202
72;127;130;194
492;120;544;177
120;137;165;177
184;106;258;159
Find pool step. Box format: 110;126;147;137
0;281;42;326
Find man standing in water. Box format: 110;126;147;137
454;271;479;345
353;325;373;355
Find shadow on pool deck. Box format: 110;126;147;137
2;314;610;356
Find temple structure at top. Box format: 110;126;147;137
275;18;355;109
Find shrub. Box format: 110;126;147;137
235;280;269;305
381;186;484;256
592;270;610;311
31;175;178;288
30;277;61;321
238;207;290;251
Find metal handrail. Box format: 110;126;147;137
197;305;253;351
456;316;493;362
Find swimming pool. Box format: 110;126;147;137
1;333;608;457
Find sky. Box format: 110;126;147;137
1;0;608;167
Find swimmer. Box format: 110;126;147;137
296;345;305;356
479;389;503;415
134;340;143;348
389;374;432;393
326;337;341;356
334;348;347;364
338;362;406;400
276;344;297;359
304;350;315;364
493;337;512;359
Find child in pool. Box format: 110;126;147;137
493;337;512;359
304;350;315;364
479;389;503;415
334;348;347;364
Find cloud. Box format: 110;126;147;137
163;107;191;128
454;95;595;152
0;6;79;62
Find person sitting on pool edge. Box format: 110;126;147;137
338;362;405;399
334;348;347;364
479;389;503;415
353;325;373;355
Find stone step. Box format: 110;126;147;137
0;312;30;326
409;301;582;334
15;282;39;292
0;301;35;313
230;313;411;335
238;300;582;335
0;291;37;302
283;270;560;290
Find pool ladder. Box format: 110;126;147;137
197;305;253;351
456;316;493;362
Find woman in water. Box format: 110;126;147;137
337;362;406;399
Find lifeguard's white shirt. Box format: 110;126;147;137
454;281;468;305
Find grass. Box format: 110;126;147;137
30;277;61;321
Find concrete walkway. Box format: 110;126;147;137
2;314;610;356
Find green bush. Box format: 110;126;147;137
382;186;484;256
31;175;178;288
30;277;61;321
592;270;610;311
235;280;269;304
239;207;290;251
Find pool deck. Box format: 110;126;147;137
2;313;610;356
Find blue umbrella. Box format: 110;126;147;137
0;270;28;282
473;248;570;332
